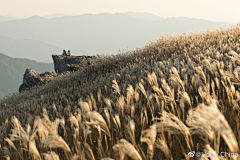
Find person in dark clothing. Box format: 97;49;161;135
62;50;67;56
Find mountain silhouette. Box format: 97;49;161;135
0;13;232;57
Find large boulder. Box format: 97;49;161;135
52;55;99;74
19;68;58;93
18;55;98;93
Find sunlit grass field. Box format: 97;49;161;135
0;24;240;159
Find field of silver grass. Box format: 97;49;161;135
0;24;240;159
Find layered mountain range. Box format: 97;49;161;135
0;13;234;63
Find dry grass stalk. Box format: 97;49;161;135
179;91;192;120
117;95;125;115
154;111;192;150
199;144;226;160
112;79;121;95
85;111;111;138
4;137;17;152
161;79;173;98
186;110;215;142
101;158;114;160
83;125;92;143
227;50;240;63
187;98;239;153
113;139;142;160
138;82;147;99
10;117;41;159
112;113;121;132
42;134;71;152
79;100;91;113
140;124;157;160
43;151;60;160
170;67;185;91
127;118;136;141
36;112;71;153
84;142;95;160
195;66;207;84
154;137;172;160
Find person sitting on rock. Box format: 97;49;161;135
67;50;71;56
62;50;67;56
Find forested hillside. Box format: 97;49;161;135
0;53;53;99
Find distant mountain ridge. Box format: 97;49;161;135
0;13;233;59
43;13;78;19
42;12;164;21
0;35;94;63
0;15;17;22
124;12;164;21
0;53;53;99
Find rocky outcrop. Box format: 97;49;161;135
52;55;99;74
18;55;98;93
19;68;58;93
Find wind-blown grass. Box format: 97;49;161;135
0;24;240;159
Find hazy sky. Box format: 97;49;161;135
1;0;240;22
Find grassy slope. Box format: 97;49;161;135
0;24;240;159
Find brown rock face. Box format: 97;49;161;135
52;55;99;74
19;68;58;93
